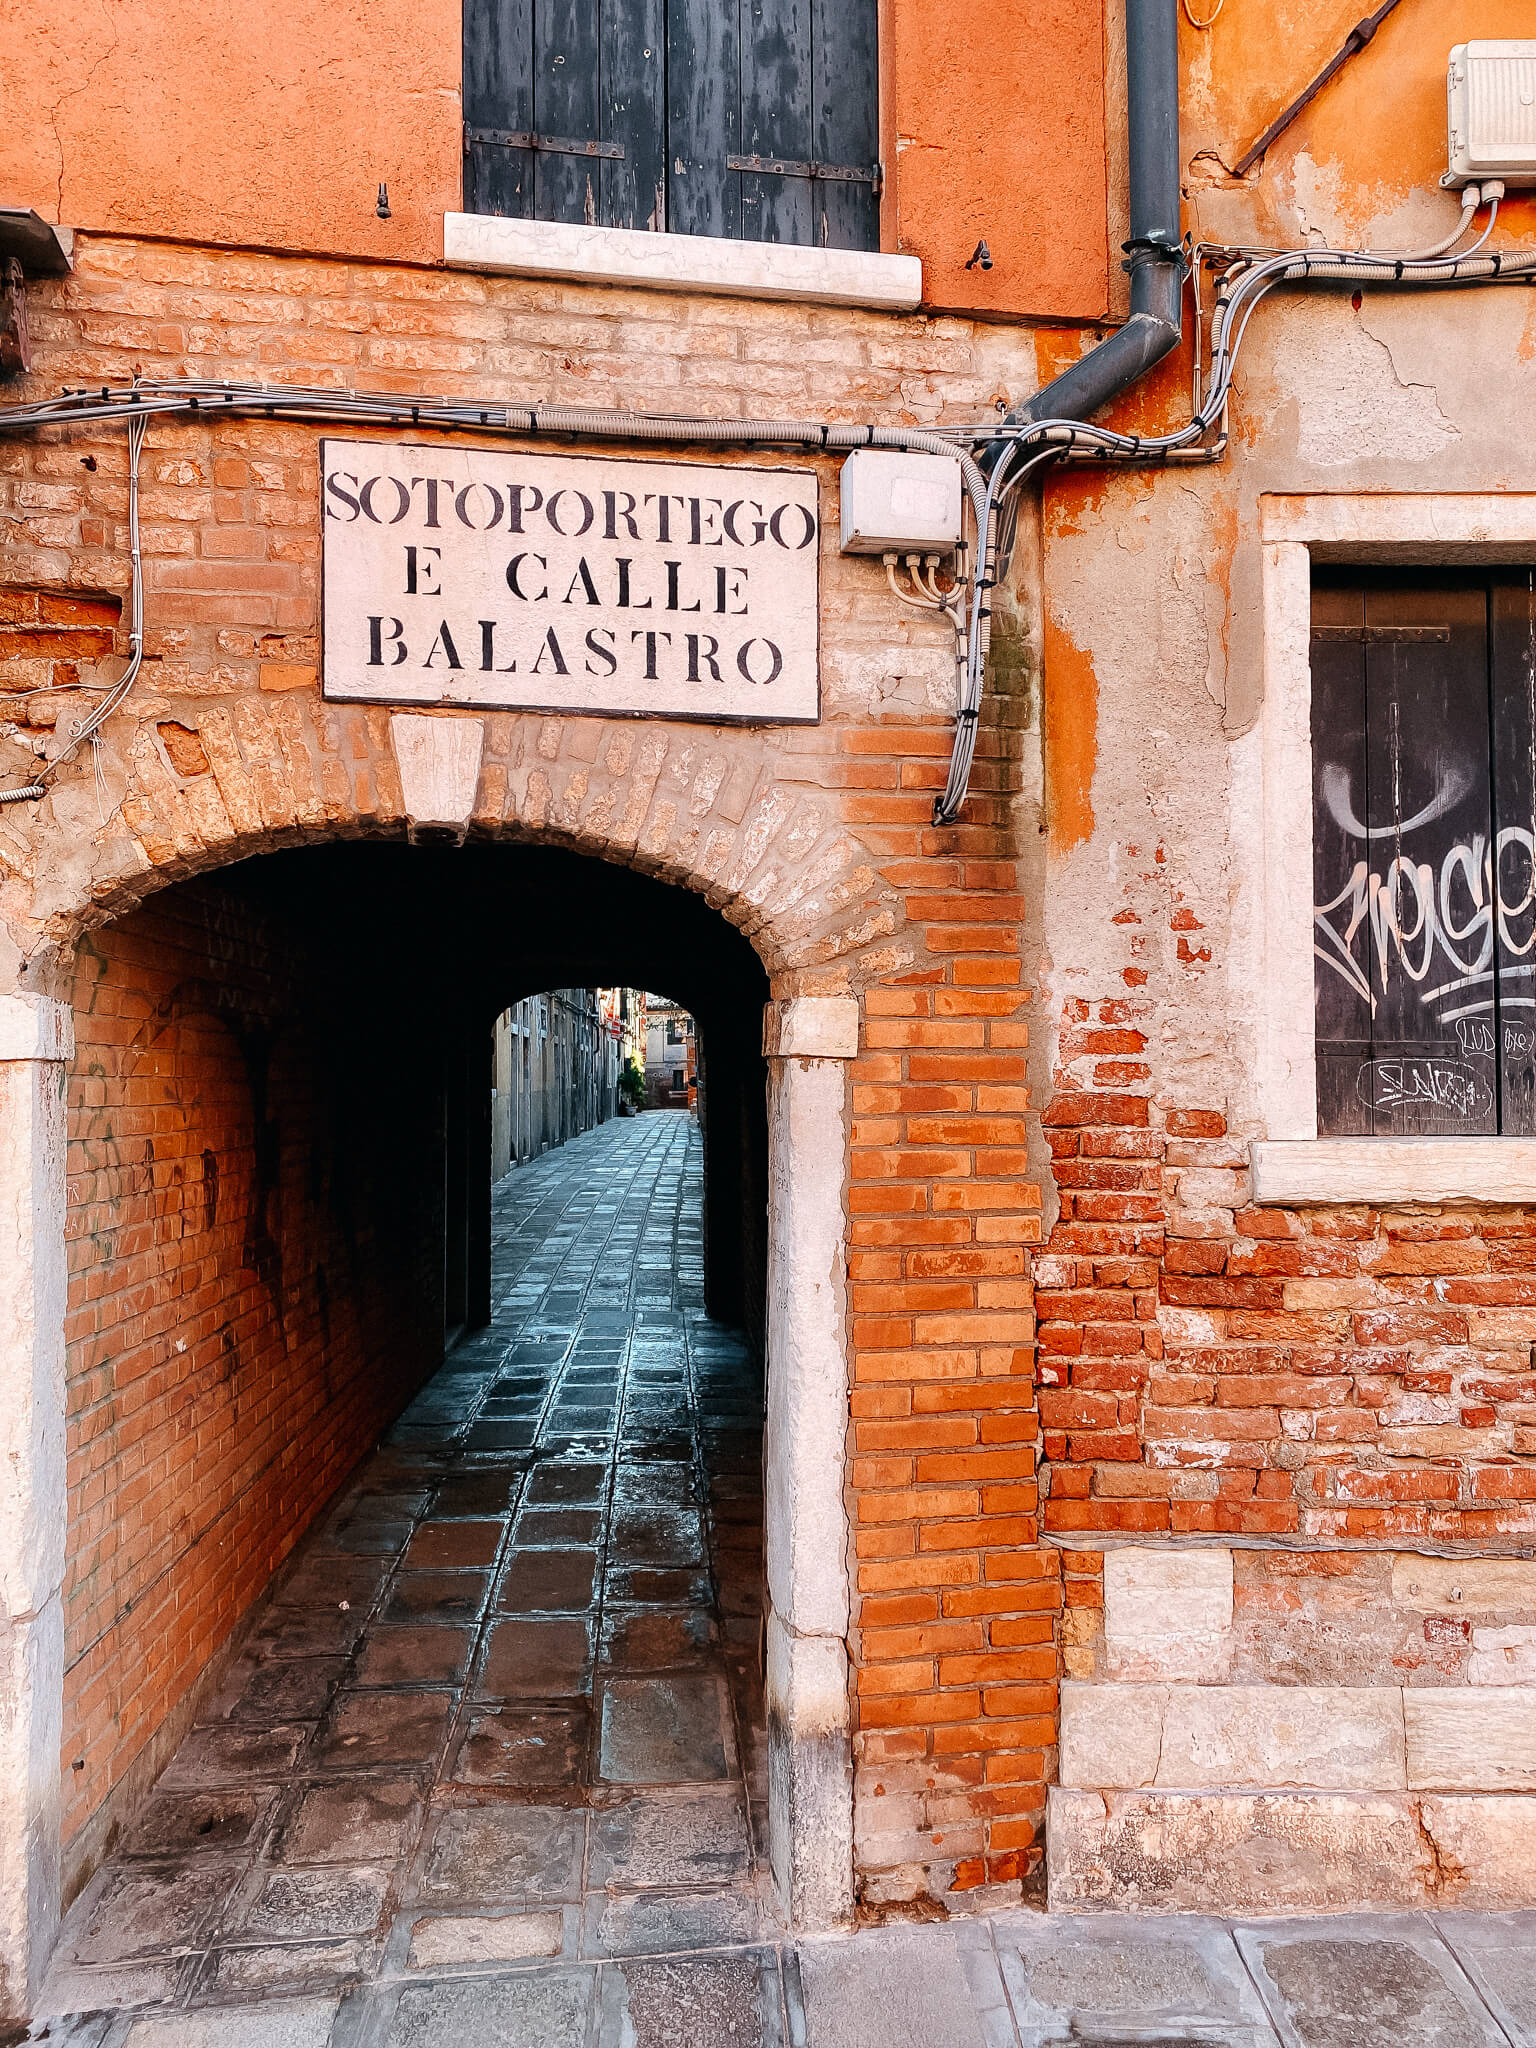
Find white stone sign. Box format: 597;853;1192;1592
321;438;820;722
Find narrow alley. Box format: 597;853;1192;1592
36;1112;775;2043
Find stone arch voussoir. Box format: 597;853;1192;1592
12;700;914;996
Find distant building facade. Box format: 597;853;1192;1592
491;986;636;1177
644;997;696;1109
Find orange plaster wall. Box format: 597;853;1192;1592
0;0;461;265
884;0;1111;322
1184;0;1536;244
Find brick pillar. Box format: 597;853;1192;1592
0;993;73;2020
762;995;859;1929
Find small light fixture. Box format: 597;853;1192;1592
376;182;392;220
965;240;992;271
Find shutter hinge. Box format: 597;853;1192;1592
465;124;625;161
727;154;882;196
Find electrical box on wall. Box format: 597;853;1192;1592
1447;42;1536;187
838;450;963;555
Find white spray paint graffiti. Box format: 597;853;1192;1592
1314;778;1536;1025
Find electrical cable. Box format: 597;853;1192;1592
2;218;1535;822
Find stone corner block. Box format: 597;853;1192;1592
1103;1547;1233;1681
1046;1785;1435;1915
762;997;860;1061
0;994;74;1063
1058;1680;1166;1790
1405;1687;1536;1792
389;712;486;845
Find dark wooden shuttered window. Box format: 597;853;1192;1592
463;0;879;248
1311;569;1536;1137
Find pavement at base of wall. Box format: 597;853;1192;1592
20;1906;1536;2045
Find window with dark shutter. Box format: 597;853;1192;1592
1311;569;1536;1137
463;0;879;249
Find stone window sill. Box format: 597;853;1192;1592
443;212;923;313
1250;1136;1536;1206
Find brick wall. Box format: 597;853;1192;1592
1039;995;1536;1547
845;828;1054;1907
3;231;1053;1916
62;876;443;1864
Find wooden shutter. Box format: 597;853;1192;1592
463;0;664;229
1491;573;1536;1135
666;0;741;237
464;0;535;218
1311;573;1497;1137
465;0;876;248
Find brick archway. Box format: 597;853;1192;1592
16;701;911;998
0;710;882;2009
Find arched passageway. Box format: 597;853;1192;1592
52;839;782;1997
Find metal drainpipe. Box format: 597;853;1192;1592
997;0;1185;439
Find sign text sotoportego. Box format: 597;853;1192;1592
321;440;820;722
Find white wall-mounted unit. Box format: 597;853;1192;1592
1447;41;1536;187
838;450;963;556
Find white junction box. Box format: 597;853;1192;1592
1447;41;1536;187
838;449;963;556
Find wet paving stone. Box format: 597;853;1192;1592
495;1547;598;1612
402;1521;503;1570
277;1782;423;1867
431;1471;522;1518
449;1705;589;1788
353;1627;473;1688
477;1616;594;1698
317;1691;455;1771
417;1804;586;1905
41;1117;767;2040
381;1570;489;1625
610;1505;705;1567
605;1564;713;1606
599;1605;718;1670
525;1462;608;1505
598;1676;734;1783
515;1505;604;1544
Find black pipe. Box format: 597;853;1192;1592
999;0;1185;437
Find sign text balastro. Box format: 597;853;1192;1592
321;439;819;722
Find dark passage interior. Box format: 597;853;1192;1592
57;839;771;1984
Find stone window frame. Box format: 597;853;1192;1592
1249;491;1536;1206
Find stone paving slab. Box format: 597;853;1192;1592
1436;1910;1536;2044
1235;1914;1515;2048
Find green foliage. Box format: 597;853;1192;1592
619;1057;646;1109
